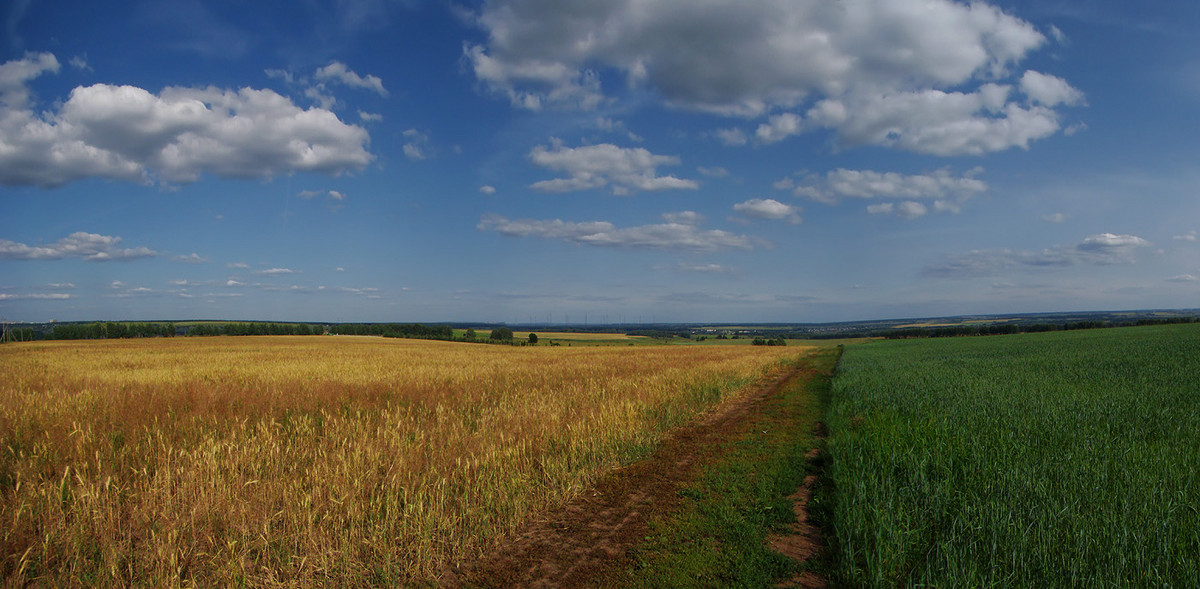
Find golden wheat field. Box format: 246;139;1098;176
0;336;804;587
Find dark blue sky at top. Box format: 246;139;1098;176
2;0;1198;323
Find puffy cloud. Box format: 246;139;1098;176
755;113;803;144
1076;233;1151;262
924;233;1152;277
528;141;698;194
1044;212;1067;223
1172;231;1196;242
0;53;373;187
785;167;985;217
466;0;1045;116
0;232;156;261
697;166;729;178
402;128;430;161
0;51;59;108
1020;70;1085;107
824;167;985;201
314;61;388;96
463;0;1084;155
478;212;756;252
732;199;802;224
479;185;497;195
254;267;296;275
804;86;1064;155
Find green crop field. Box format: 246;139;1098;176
823;324;1200;587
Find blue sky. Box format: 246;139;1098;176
2;0;1198;324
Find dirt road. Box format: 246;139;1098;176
446;365;823;588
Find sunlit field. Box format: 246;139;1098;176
824;324;1200;587
0;336;802;586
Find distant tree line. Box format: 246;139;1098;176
331;323;453;340
882;316;1200;340
28;321;328;340
45;322;176;340
188;322;322;336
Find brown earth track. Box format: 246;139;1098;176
443;364;819;588
766;444;827;589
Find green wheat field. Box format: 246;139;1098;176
823;323;1200;587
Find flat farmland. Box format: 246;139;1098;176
824;324;1200;587
0;336;801;586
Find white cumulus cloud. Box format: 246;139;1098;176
528;141;698;195
402;128;430;161
732;199;802;224
755;113;804;144
0;53;373;187
466;0;1045;115
0;232;156;261
804;86;1065;155
254;267;296;276
478;212;756;252
1020;70;1085;107
463;0;1079;156
314;61;388;96
784;167;985;217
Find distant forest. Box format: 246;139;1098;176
0;321;464;343
4;313;1200;344
878;317;1199;339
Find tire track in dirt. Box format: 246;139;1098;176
443;365;818;588
767;440;827;589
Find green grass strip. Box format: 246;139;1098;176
608;347;840;588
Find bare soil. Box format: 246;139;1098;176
444;366;824;588
766;445;827;588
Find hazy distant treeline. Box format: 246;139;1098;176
881;316;1200;339
3;321;327;341
187;322;322;336
44;322;177;340
330;323;454;340
2;321;465;342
